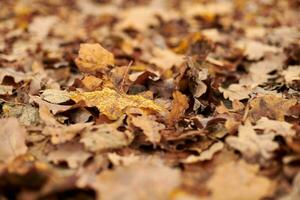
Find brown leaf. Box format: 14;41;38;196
248;95;297;121
80;124;134;152
131;114;165;144
207;160;273;200
89;160;181;200
47;142;91;169
0;118;28;163
182;142;224;163
226;121;278;160
219;84;252;101
75;43;115;74
167;91;189;126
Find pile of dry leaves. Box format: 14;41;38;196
0;0;300;199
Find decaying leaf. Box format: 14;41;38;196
226;121;278;159
41;89;70;104
237;40;280;60
0;118;28;163
43;122;92;144
248;95;297;121
131;114;165;144
254;117;295;137
2;103;39;126
207;160;273;200
90;160;181;200
219;84;252;101
0;85;13;95
107;153;140;167
80;124;134;152
282;66;300;84
81;75;103;91
149;47;185;70
75;43;115;74
182;142;224;163
70;88;166;120
280;171;300;200
167;91;189;126
47;142;91;169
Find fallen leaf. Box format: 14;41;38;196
75;43;115;74
237;40;280;60
182;142;224;163
115;6;160;32
91;160;181;200
41;89;70;104
80;124;134;152
81;75;103;91
226;121;278;160
0;118;28;163
149;47;184;70
248;95;297;121
47;142;91;169
254;117;295;137
107;153;140;167
0;85;13;95
2;103;39;126
279;171;300;200
70;87;166;120
207;160;273;200
43;123;92;144
167;91;189;126
219;84;252;101
30;95;73;114
131;114;165;144
282;66;300;84
29;16;58;40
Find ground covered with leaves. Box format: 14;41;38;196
0;0;300;199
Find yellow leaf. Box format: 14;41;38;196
75;43;114;73
69;88;166;120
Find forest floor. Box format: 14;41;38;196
0;0;300;200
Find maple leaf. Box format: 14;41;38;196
0;118;28;163
207;160;273;200
69;88;166;120
75;43;115;74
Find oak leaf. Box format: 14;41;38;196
226;121;278;159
